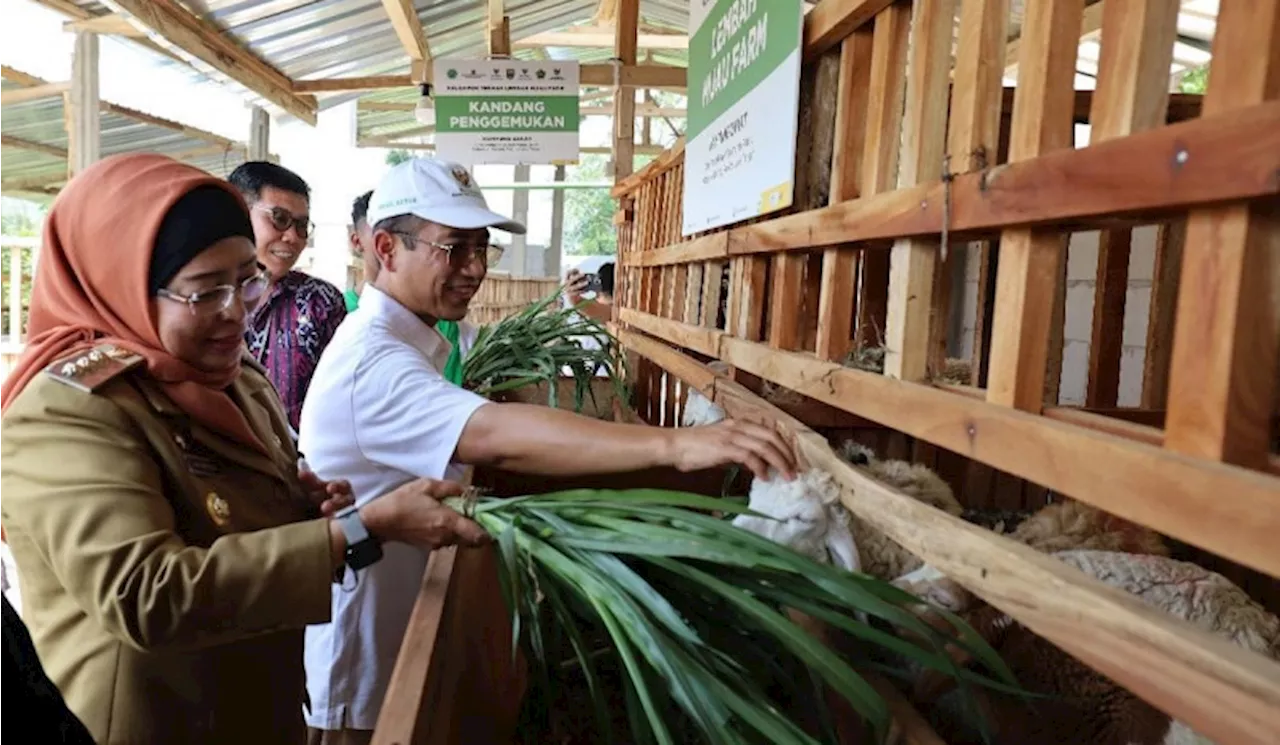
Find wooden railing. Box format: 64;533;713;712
612;1;1280;744
464;272;560;326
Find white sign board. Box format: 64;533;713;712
433;59;580;165
682;0;803;235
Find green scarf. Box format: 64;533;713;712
437;319;464;385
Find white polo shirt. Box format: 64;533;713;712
298;284;488;731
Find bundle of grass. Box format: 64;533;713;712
462;288;631;417
449;488;1022;744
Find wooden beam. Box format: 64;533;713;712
102;0;317;125
63;13;140;36
0;82;70;105
1164;0;1280;470
583;63;686;90
31;1;194;68
618;101;1280;266
625;330;1280;745
293;75;416;93
487;0;510;57
803;0;898;61
0;65;47;87
100;101;240;148
1140;219;1185;408
380;0;431;62
1;134;68;159
514;29;689;50
985;0;1083;412
1;176;66;193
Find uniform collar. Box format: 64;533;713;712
360;284;452;370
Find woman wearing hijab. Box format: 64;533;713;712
0;154;489;745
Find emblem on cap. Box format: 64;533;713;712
206;492;232;527
451;165;472;189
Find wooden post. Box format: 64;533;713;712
1164;0;1280;469
248;106;270;161
612;0;639;183
548;164;566;277
8;245;22;343
883;0;955;381
985;0;1084;412
510;164;530;275
68;31;100;176
1084;0;1180;408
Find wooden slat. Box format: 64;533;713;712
626;331;1280;745
1140;218;1186;408
884;0;954;382
619;308;721;357
0;134;68;159
701;260;725;328
1085;0;1180;409
985;0;1084;411
616;327;717;394
380;0;431;61
816;28;874;361
768;253;807;350
683;263;703;324
1163;0;1280;470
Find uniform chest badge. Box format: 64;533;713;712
205;492;232;527
174;432;221;477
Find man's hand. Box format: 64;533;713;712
299;470;355;517
359;477;491;549
664;420;797;481
564;268;590;306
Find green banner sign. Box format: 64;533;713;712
435;95;580;133
687;0;801;140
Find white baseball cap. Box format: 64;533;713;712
367;157;526;234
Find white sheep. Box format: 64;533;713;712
731;469;861;572
679;362;731;428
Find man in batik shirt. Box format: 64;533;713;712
231;161;347;430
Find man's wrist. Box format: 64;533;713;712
654;428;681;471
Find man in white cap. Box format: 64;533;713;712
297;157;796;745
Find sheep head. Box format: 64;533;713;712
731;469;861;572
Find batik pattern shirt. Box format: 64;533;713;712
245;271;347;430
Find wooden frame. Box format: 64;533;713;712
610;0;1280;743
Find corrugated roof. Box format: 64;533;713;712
2;72;255;197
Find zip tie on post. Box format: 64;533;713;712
939;153;955;264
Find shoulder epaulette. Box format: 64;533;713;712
44;344;145;393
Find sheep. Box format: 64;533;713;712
904;550;1280;745
731;469;861;572
895;499;1171;614
835;441;964;580
679;362;731;428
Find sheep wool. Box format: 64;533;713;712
732;469;861;572
680;388;726;428
1008;501;1169;557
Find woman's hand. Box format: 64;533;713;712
299;469;355;517
663;420;798;481
564;268;590;306
359;477;490;549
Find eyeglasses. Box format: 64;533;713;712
392;232;505;268
254;205;314;240
157;271;269;316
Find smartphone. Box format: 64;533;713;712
582;273;602;293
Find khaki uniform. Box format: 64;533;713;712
1;344;334;745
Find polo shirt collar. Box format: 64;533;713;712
360;284;451;369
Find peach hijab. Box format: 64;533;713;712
0;153;265;453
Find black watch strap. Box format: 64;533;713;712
335;505;383;576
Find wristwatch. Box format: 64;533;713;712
335;504;383;576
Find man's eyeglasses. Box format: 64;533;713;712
392;232;505;268
157;271;269;316
254;206;315;240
